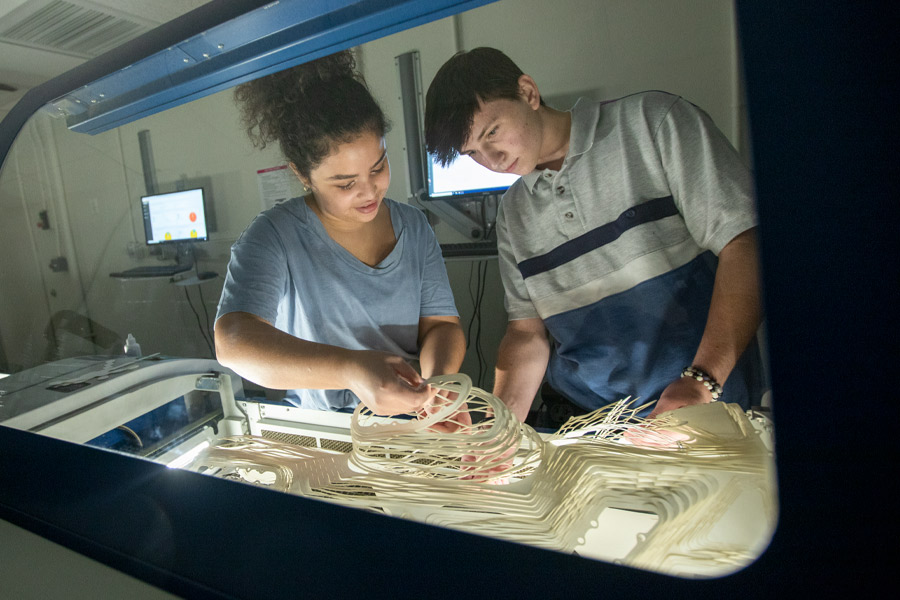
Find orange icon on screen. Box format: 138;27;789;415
165;232;173;240
189;212;197;222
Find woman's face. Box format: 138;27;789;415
299;131;391;228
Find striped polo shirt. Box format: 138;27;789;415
495;91;764;410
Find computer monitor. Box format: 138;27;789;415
141;188;209;245
426;153;520;199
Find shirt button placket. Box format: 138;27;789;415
555;179;578;229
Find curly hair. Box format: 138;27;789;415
424;47;541;167
234;50;388;178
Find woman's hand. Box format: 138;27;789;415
348;350;433;416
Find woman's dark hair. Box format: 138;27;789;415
424;47;541;167
234;49;388;178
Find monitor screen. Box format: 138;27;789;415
426;153;520;198
141;188;209;245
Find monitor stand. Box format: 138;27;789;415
173;242;196;270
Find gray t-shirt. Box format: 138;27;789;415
216;197;458;410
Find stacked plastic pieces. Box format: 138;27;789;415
184;374;776;577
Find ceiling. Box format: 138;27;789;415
0;0;210;119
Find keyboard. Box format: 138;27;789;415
440;241;498;258
109;264;191;278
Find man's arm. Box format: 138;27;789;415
649;228;763;417
493;317;551;422
417;316;466;379
215;311;431;415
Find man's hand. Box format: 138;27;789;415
419;391;474;433
624;377;709;447
647;376;713;419
461;444;516;485
348;351;432;416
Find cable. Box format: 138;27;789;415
196;280;214;351
464;260;484;386
184;287;214;356
115;424;143;448
475;261;484;386
481;195;498;241
189;244;215;354
463;258;490;388
462;195;499;388
475;260;489;387
465;261;477;351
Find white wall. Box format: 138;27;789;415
0;112;89;367
0;88;293;370
363;0;742;210
0;0;742;393
51;90;290;362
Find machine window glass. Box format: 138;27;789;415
0;0;776;580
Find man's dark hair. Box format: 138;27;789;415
425;47;539;167
235;49;388;178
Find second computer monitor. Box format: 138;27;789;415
426;153;520;199
141;188;209;245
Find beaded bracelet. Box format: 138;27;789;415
681;366;723;400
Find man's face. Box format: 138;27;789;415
458;95;543;176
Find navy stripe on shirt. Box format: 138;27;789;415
517;196;679;279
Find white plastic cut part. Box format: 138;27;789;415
182;374;777;578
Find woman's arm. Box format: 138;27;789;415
417;315;466;379
215;311;432;415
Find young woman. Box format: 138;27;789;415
215;50;465;416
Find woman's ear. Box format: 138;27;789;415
289;163;311;190
517;74;542;110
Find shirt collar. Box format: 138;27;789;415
521;98;600;192
522;169;543;191
567;97;600;159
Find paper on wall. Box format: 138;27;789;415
257;165;295;210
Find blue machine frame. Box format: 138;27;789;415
0;0;894;597
0;0;495;151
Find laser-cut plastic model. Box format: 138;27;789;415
184;374;776;577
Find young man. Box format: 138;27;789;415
424;47;766;422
